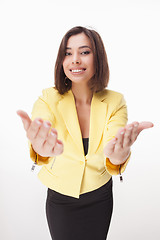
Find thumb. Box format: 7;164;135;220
17;110;31;131
138;121;154;134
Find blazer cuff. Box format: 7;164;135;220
104;152;131;176
28;141;50;165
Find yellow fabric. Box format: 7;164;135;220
29;87;131;198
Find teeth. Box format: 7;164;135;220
71;69;83;73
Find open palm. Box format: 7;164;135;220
104;121;154;165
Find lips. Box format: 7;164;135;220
70;68;86;73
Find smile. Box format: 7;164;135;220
70;68;86;73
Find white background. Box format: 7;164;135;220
0;0;160;239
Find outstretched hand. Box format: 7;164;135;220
17;110;64;157
103;121;154;165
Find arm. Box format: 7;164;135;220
17;90;63;165
103;94;129;175
103;95;154;175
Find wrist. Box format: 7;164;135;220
109;151;131;165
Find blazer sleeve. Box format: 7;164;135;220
103;93;131;175
29;89;55;165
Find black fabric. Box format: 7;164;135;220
45;138;113;240
82;137;89;155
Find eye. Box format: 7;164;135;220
65;52;71;56
81;51;90;55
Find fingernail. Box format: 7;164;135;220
36;120;42;125
121;131;124;135
44;122;50;128
51;131;56;137
129;126;133;130
134;124;138;127
112;138;117;144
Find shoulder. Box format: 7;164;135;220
40;87;63;103
96;89;127;114
42;87;61;98
96;89;125;103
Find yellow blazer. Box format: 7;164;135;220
29;87;130;198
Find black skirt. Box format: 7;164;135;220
45;138;113;240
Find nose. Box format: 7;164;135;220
72;53;81;65
72;60;80;64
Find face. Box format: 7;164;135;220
63;32;95;85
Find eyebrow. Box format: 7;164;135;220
66;45;92;50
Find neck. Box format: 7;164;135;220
71;83;93;105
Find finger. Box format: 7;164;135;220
130;122;139;142
123;124;133;147
105;138;117;156
52;140;64;156
115;128;125;149
43;130;57;152
17;110;31;131
137;121;154;134
34;121;52;147
27;118;43;140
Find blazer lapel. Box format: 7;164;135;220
88;91;107;155
58;90;84;153
58;89;107;155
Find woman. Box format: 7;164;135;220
17;26;153;240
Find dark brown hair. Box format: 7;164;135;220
54;26;109;94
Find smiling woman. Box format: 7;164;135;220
55;26;109;94
17;26;153;240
